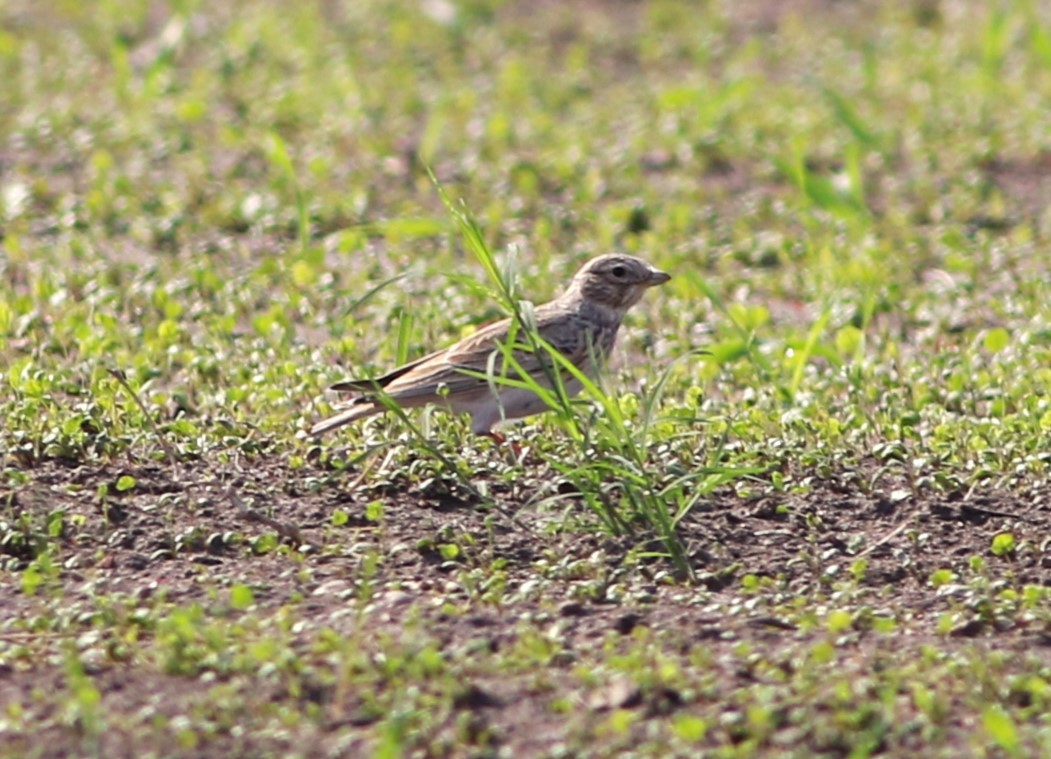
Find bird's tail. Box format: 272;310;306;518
309;403;380;436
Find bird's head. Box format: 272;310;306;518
567;254;671;311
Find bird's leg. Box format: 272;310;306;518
483;430;524;458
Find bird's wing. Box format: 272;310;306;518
377;307;596;402
324;317;513;402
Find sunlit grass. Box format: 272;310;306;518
4;0;1051;754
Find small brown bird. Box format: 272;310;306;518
310;254;670;436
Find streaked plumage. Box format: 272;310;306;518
310;254;670;436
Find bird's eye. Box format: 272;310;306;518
610;265;627;278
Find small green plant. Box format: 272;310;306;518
991;533;1017;557
21;551;59;596
61;647;103;741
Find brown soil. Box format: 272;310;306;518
2;454;1049;757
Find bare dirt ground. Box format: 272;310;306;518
3;453;1049;757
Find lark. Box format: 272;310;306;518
310;254;670;436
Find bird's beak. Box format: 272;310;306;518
648;269;671;286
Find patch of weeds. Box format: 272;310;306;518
433;184;761;578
